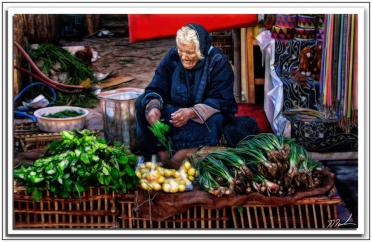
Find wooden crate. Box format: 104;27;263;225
118;193;232;229
14;186;119;228
231;197;342;229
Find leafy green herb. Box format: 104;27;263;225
14;129;138;201
148;120;172;156
30;44;97;85
42;110;84;118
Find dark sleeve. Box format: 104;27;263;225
140;47;177;108
201;53;237;119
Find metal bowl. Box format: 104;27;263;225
33;106;89;133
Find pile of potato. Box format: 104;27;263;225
136;160;198;193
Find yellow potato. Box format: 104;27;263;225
157;176;166;184
174;171;181;178
170;186;179;193
178;179;186;186
164;169;172;177
139;164;146;169
151;181;161;191
183;161;191;171
145;162;153;169
188;175;195;182
170;180;179;193
162;183;171;193
178;184;186;192
141;181;150;190
156;167;165;175
150;170;160;179
188;168;196;176
136;171;142;179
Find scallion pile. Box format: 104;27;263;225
193;133;324;197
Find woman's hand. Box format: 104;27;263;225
146;108;161;126
170;108;195;127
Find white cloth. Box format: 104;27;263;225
255;31;291;137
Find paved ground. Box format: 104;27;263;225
60;36;175;90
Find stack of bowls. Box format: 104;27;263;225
271;14;297;40
295;15;317;40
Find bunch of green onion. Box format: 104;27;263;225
194;133;324;197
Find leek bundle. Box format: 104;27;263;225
195;133;325;197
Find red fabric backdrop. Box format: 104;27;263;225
128;14;257;43
236;103;272;134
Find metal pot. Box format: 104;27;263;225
98;87;144;151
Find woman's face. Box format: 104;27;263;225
177;42;199;69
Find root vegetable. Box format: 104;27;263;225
188;167;196;176
178;184;186;192
183;161;191;171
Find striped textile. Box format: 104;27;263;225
319;14;358;132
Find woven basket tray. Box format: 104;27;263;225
117;193;232;229
231;196;342;229
14;186;119;228
13;186;342;229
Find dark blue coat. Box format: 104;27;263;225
140;46;237;121
135;45;237;154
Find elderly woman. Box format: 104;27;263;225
135;23;237;168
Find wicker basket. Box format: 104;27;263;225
118;193;232;229
14;185;342;229
231;197;342;229
14;186;119;228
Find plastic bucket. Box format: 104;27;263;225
98;87;144;150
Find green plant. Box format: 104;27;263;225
30;44;97;85
148;120;172;156
14;129;138;201
196;133;324;197
42;110;84;118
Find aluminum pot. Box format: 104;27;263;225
98;87;144;151
34;106;89;133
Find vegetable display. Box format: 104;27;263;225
193;133;324;197
14;129;138;201
42;110;85;118
136;160;198;193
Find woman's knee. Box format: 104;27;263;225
206;112;224;127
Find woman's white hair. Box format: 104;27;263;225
176;26;204;59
